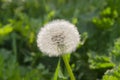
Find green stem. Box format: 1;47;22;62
53;58;60;80
12;33;17;60
62;55;76;80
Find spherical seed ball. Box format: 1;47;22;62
37;19;80;57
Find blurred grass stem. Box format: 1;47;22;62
12;33;17;60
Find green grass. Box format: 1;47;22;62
0;0;120;80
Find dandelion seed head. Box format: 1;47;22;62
37;19;80;57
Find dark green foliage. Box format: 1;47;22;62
0;0;120;80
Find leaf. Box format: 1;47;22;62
102;65;120;80
88;51;115;69
110;38;120;65
0;24;13;36
58;67;67;80
53;59;60;80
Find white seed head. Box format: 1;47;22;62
37;19;80;57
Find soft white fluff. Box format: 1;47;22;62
37;19;80;57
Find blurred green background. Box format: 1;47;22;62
0;0;120;80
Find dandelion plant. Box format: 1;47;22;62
37;19;80;80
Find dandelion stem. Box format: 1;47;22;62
62;55;76;80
